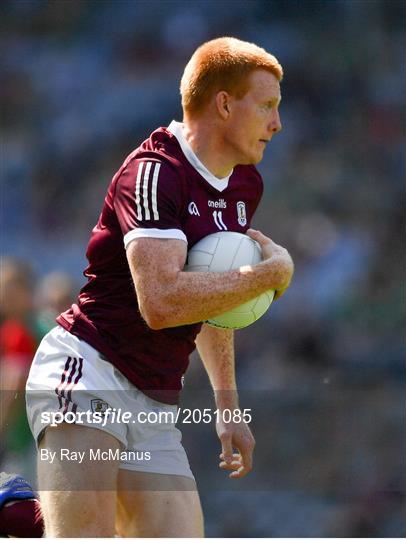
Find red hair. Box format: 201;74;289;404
180;37;283;118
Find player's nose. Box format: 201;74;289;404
270;109;282;133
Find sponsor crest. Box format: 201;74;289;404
236;201;247;226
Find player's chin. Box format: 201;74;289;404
251;151;264;164
241;152;262;166
238;149;263;166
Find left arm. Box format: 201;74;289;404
195;323;255;478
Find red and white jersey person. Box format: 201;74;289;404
57;120;263;404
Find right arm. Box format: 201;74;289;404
127;228;293;329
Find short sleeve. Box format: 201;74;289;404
114;158;187;249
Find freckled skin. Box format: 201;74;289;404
196;324;236;390
128;233;293;329
128;228;293;481
30;45;292;537
126;69;293;484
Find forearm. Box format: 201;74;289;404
128;233;293;330
195;324;239;410
150;254;291;328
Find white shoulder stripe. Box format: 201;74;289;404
135;161;162;221
151;162;160;220
142;161;152;220
134;161;144;220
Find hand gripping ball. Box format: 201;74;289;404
185;231;275;329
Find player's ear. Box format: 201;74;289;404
215;91;231;120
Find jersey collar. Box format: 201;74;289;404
167;120;232;193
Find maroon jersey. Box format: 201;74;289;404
57;121;263;403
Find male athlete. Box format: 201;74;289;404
26;37;293;537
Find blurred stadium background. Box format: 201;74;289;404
1;0;405;536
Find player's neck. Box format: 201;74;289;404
182;120;234;179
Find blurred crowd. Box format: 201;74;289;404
0;257;77;481
1;0;405;537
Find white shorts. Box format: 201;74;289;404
25;325;194;479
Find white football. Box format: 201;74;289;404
185;231;274;329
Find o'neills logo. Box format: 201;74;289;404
208;199;227;209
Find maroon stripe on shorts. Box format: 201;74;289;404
71;357;83;410
62;357;78;414
64;357;83;414
55;356;72;409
